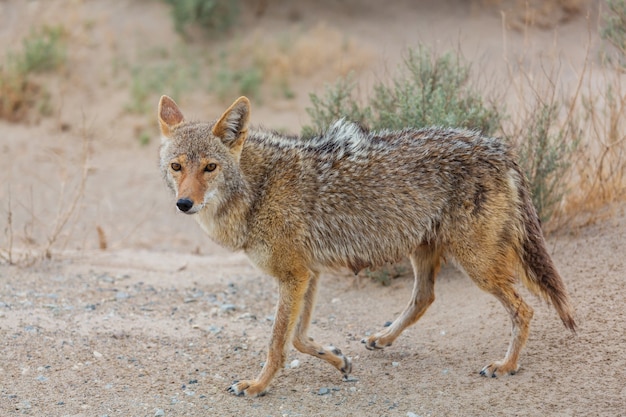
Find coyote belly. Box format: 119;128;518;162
158;95;576;397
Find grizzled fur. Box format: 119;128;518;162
158;95;576;397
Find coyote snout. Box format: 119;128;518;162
176;198;194;213
157;95;576;398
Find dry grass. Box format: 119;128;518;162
0;122;92;265
500;16;626;232
0;71;41;122
563;69;626;227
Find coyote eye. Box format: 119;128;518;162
171;162;181;171
205;163;217;172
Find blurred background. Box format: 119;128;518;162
0;0;624;263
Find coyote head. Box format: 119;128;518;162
158;95;250;214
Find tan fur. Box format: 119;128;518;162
158;95;576;397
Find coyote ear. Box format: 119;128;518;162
158;95;184;139
212;96;250;157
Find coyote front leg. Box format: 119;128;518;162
228;272;308;397
292;271;352;377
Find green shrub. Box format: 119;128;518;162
302;75;371;138
370;47;501;134
127;61;198;114
601;0;626;60
503;100;580;224
163;0;239;37
0;26;67;121
303;46;501;137
15;26;66;74
212;51;263;102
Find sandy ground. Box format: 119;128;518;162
1;0;625;416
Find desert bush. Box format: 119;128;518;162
212;51;264;102
502;97;580;225
370;47;501;134
303;46;502;137
127;61;198;115
163;0;239;37
301;75;372;137
14;26;66;74
601;0;626;60
0;26;66;122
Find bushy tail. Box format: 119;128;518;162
515;170;577;332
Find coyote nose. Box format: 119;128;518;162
176;198;194;212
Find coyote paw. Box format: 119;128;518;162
361;332;393;351
479;361;519;378
227;379;267;397
332;347;352;377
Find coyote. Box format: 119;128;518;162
158;95;576;397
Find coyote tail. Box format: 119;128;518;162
516;169;577;332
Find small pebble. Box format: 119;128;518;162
220;304;236;312
290;359;300;369
384;321;393;327
318;387;330;395
392;361;399;367
93;351;103;359
155;409;165;416
115;292;130;300
207;325;221;334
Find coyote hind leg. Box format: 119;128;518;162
292;271;352;378
362;245;442;350
456;246;534;377
478;284;534;377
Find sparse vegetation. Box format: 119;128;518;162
601;0;626;61
212;51;263;102
127;61;198;115
1;123;91;265
502;95;580;225
303;46;502;137
301;75;371;138
163;0;239;37
14;25;66;74
0;25;67;122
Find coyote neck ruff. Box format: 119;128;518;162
158;95;576;397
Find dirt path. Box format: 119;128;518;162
1;208;625;416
